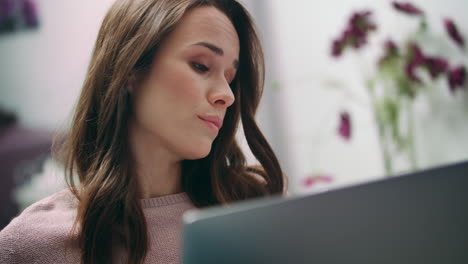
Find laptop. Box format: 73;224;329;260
182;160;468;264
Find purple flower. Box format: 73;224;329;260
379;39;399;65
424;56;449;79
22;0;39;28
303;175;333;188
408;43;424;64
348;11;376;46
405;63;422;83
331;10;376;57
338;112;352;141
344;27;365;49
406;44;451;82
349;10;376;33
392;1;424;16
331;39;345;57
444;18;465;49
405;43;425;83
385;40;398;54
448;65;466;92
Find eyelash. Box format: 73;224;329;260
191;62;209;73
191;62;235;84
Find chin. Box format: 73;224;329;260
184;150;211;160
183;144;212;160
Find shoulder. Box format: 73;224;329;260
13;188;78;229
0;189;79;263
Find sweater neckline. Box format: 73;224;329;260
140;192;190;208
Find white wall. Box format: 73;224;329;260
0;0;115;130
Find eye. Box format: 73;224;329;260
191;62;209;73
228;75;236;85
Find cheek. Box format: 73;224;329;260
130;62;214;159
133;62;205;130
138;64;201;111
163;65;202;103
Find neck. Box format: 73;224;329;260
128;120;183;199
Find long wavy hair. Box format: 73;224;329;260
54;0;286;263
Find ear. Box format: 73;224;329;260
127;72;137;94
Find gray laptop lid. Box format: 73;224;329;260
182;160;468;264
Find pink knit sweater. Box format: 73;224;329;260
0;189;197;263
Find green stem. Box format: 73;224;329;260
380;122;393;177
407;99;418;170
367;79;393;177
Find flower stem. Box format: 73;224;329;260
407;98;418;170
367;78;393;176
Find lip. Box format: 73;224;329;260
198;115;223;130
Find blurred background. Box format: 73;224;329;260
1;0;467;229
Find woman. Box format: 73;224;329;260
0;0;286;263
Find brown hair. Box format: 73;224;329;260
55;0;286;263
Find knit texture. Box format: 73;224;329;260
0;189;197;264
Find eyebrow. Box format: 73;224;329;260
192;41;239;69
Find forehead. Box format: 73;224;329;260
162;6;240;57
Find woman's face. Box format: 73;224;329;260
129;6;239;160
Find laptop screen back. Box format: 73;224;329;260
182;161;468;264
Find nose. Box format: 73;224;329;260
208;79;235;108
